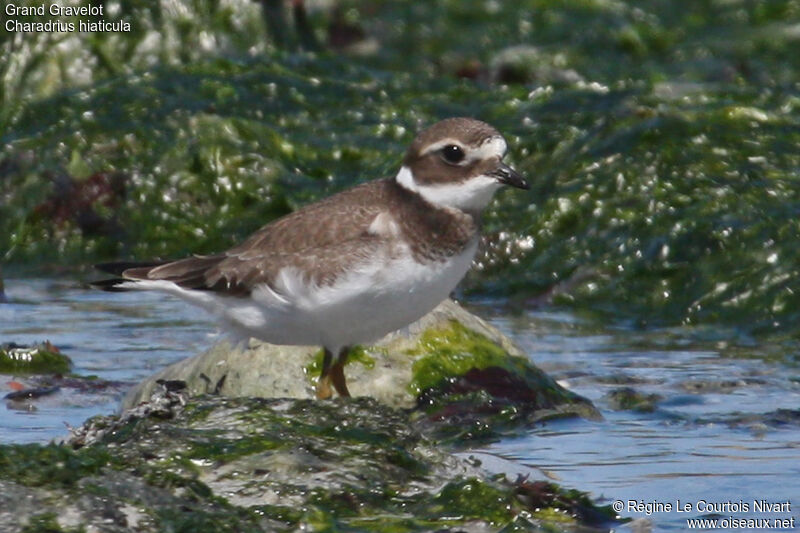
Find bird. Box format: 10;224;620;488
93;117;529;399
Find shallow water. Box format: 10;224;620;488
475;307;800;531
0;278;218;444
1;278;798;530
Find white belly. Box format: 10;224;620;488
220;240;479;350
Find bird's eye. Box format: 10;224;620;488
441;144;465;164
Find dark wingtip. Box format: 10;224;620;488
90;278;134;292
95;260;166;276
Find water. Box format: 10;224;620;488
474;307;800;531
1;279;798;530
0;278;218;444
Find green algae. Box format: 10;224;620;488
406;320;598;442
0;343;73;375
2;1;800;346
305;345;376;384
150;508;262;533
409;320;528;394
425;478;513;526
408;319;590;412
183;433;283;464
20;512;86;533
491;85;800;343
0;443;112;489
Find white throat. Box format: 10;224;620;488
395;166;502;212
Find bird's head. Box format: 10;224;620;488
396;117;529;212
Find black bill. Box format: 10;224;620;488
492;163;529;190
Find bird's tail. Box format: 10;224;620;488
91;256;227;292
91;261;169;292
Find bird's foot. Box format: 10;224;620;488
316;374;333;400
316;347;351;399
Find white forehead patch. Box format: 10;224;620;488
419;135;507;163
474;136;507;161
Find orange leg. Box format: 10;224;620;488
316;349;334;400
315;347;351;399
330;348;351;398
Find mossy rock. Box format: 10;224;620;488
0;342;72;375
604;387;663;413
122;300;598;432
0;389;618;533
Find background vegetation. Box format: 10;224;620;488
1;0;798;346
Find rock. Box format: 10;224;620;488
0;385;618;533
604;387;662;413
488;45;584;85
0;341;72;375
3;374;128;416
123;300;599;428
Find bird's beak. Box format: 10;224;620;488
492;162;529;190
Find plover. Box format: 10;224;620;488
94;117;529;399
